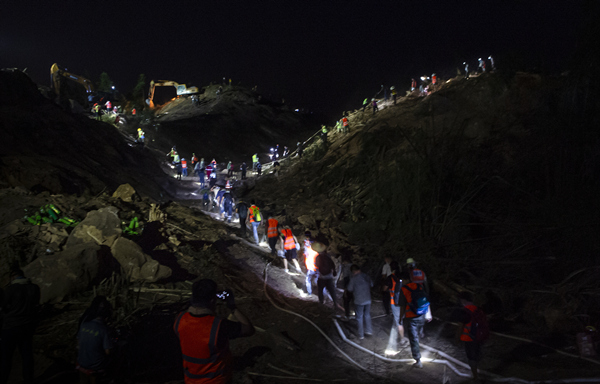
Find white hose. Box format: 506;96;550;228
262;263;368;371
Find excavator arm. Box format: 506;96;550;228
50;63;94;94
146;80;199;109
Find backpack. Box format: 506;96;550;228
469;307;490;342
405;284;430;316
252;206;262;222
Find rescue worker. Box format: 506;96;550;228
240;162;247;180
411;78;417;91
383;261;408;353
391;86;398;104
205;162;213;180
273;160;280;177
478;58;486;72
372;98;378;115
248;200;262;245
199;158;205;170
266;216;279;256
335;119;342;133
256;162;262;176
362;98;368;112
222;183;234;223
132;107;136;115
195;162;205;188
406;258;429;295
281;226;302;273
176;162;183;180
105;100;112;112
191;153;198;168
76;296;115;382
347;264;373;340
488;55;496;71
453;291;484;380
252;153;258;171
313;242;338;313
400;277;428;368
431;73;437;86
297;142;303;158
381;256;393;316
167;147;180;164
226;161;233;178
181;158;188;177
137;128;145;147
282;146;289;157
94;104;101;120
174;279;255;384
320;125;328;145
464;62;469;79
303;231;318;296
1;268;40;384
236;200;248;238
342;116;349;134
209;167;217;188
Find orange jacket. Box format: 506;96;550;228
174;312;232;383
460;305;478;342
248;205;260;223
182;160;187;169
304;246;318;271
267;219;278;238
401;282;423;318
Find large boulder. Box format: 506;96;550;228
24;243;101;303
66;206;121;248
111;237;171;282
112;183;136;203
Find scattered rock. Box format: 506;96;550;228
24;243;101;303
112;183;137;202
66;207;121;248
111;237;171;282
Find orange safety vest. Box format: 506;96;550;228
173;312;232;383
388;273;400;305
248;205;260;223
182;160;187;169
342;117;348;126
401;282;422;318
432;75;437;84
267;218;278;238
460;305;478;342
282;228;295;250
304;247;318;271
410;268;426;285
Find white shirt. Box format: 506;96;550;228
381;262;392;277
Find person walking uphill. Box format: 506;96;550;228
266;216;279;256
452;291;488;380
303;232;318;296
248;200;262;245
313;242;338;314
281;226;302;273
1;268;40;384
400;276;431;369
174;279;255;384
236;200;248;238
346;265;373;339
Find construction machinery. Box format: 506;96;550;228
146;80;199;109
50;63;94;95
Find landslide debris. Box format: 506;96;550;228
0;68;175;198
247;71;600;335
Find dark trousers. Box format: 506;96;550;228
317;277;337;308
239;217;247;237
1;325;36;384
343;291;353;317
382;290;391;315
268;236;278;254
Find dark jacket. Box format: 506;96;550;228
315;253;336;277
1;278;40;330
237;202;248;219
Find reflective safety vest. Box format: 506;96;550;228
411;79;417;88
460;305;478;342
252;154;258;163
248;205;261;223
305;245;318;271
182;160;187;169
267;218;278;238
173;312;232;383
401;282;423;318
388;273;401;305
282;228;295;250
410;268;426;285
342;117;348;126
432;75;437;85
132;108;136;115
363;98;368;105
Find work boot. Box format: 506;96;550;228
413;360;423;369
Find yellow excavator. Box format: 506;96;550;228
146;80;199;109
50;63;94;96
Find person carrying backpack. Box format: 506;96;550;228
400;278;430;369
383;261;409;352
247;200;262;245
453;291;488;381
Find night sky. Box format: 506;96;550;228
1;1;586;119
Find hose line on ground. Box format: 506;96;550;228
262;263;367;371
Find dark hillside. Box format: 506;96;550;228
249;71;600;329
0;69;175;198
